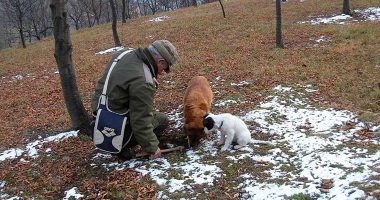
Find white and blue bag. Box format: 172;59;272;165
93;50;133;153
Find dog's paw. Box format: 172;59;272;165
220;147;228;152
233;145;244;150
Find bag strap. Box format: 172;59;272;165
100;49;133;105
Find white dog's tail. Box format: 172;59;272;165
250;139;272;145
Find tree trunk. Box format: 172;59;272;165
19;28;26;48
191;0;197;7
109;0;121;46
343;0;350;15
50;0;91;135
122;0;126;23
275;0;284;48
126;0;131;19
33;22;41;40
218;0;226;18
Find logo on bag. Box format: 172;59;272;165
101;127;116;137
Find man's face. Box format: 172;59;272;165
157;59;170;75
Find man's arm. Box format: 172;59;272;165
128;81;159;153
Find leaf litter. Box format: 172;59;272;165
0;81;379;199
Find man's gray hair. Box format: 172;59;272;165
148;45;164;60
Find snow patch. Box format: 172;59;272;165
0;131;78;162
148;16;170;22
356;7;380;21
63;187;84;200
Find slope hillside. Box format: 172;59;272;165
0;0;379;199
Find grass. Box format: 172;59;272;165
336;142;379;155
358;111;379;123
289;193;313;200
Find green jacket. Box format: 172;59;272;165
91;48;159;153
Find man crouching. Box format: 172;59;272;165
91;40;179;160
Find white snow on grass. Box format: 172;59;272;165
299;7;380;25
309;35;332;47
215;99;238;107
356;7;380;21
231;80;250;87
299;14;352;25
0;149;23;161
95;47;132;55
63;187;84;200
0;131;78;162
148;16;170;22
167;105;183;129
0;181;21;200
99;146;222;193
237;85;379;199
93;84;379;199
2;84;378;199
11;75;24;81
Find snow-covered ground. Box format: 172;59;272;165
148;16;170;22
1;84;379;199
97;85;380;199
299;7;380;25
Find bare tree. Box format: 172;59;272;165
191;0;197;7
147;0;158;15
125;0;131;18
91;0;104;25
0;0;33;48
50;0;91;135
122;0;127;23
218;0;225;18
159;0;172;11
109;0;121;46
0;20;6;49
68;0;85;30
121;0;132;22
275;0;284;48
26;0;52;40
80;0;105;27
343;0;350;15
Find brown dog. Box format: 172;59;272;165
183;76;213;147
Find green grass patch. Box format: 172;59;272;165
358;112;379;123
289;193;313;200
337;143;379;155
276;141;297;158
221;162;240;178
280;164;297;173
343;28;373;40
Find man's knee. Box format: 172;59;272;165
153;112;169;135
153;112;168;127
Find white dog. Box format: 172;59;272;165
203;113;252;151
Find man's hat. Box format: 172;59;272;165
152;40;178;72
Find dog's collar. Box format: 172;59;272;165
219;121;224;129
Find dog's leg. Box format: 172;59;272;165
218;130;226;146
221;130;234;152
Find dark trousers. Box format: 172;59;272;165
118;111;168;159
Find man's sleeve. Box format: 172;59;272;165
128;81;159;153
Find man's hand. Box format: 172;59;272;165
149;147;161;160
